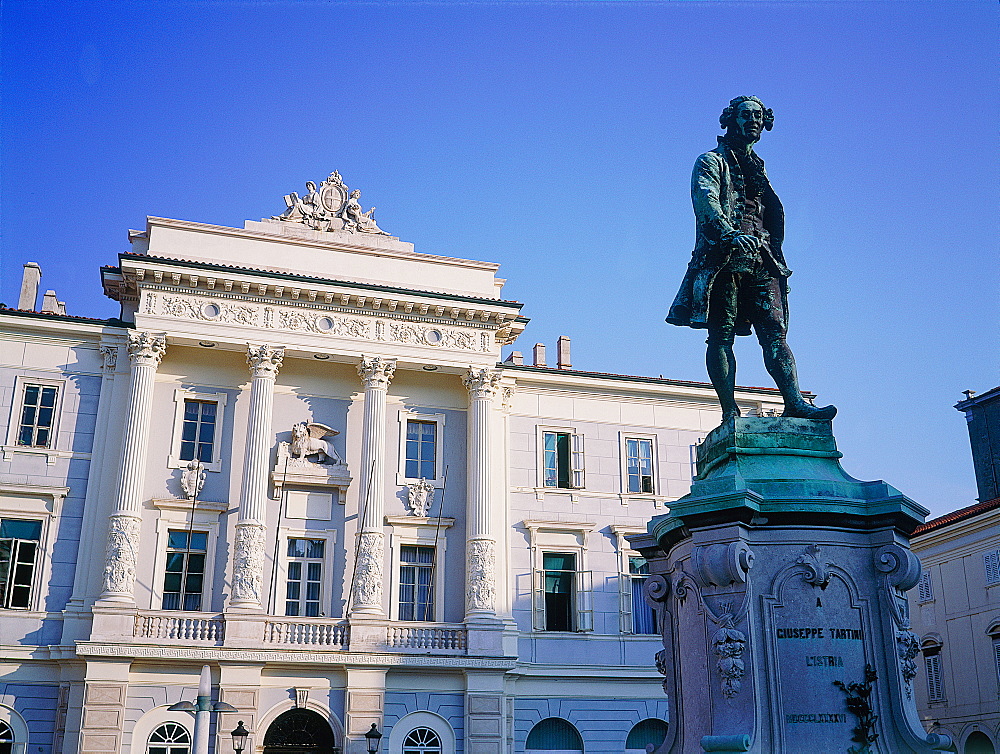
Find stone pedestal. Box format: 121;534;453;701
632;418;952;754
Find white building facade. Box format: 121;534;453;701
0;178;789;754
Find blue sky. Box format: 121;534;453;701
2;0;996;517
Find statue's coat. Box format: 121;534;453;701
666;137;791;336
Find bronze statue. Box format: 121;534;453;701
667;96;836;422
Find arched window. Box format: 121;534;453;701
626;719;668;751
965;731;996;754
263;709;336;754
525;718;583;752
402;727;442;754
0;721;14;754
148;723;191;754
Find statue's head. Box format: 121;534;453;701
720;96;773;142
305;181;317;191
350;189;362;199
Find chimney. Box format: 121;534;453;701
503;351;524;366
557;336;572;370
41;290;60;314
532;343;546;367
18;263;41;310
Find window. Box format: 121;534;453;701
15;384;58;448
399;545;435;621
526;521;594;633
626;719;669;751
986;550;1000;585
525;718;583;752
917;571;933;602
629;557;658;635
168;389;228;471
406;420;437;480
542;431;584;489
403;728;442;754
0;519;42;609
922;641;945;701
162;530;207;611
0;721;12;754
148;723;190;754
542;553;577;631
179;400;217;463
625;437;655;494
397;411;446;485
286;538;325;617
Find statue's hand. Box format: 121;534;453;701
732;234;761;254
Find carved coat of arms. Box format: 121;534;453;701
273;171;389;235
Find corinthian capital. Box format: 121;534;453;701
463;367;503;400
247;344;285;379
358;355;396;390
126;332;167;367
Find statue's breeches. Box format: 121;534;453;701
706;270;787;347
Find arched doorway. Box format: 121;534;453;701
263;709;338;754
965;732;996;754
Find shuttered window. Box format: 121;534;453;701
925;653;944;701
917;571;933;602
985;550;1000;585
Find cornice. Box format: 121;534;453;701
0;309;127;337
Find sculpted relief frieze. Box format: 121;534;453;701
144;291;496;352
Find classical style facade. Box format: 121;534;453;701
0;173;793;754
906;387;1000;754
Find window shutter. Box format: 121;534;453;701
994;641;1000;687
532;567;546;631
925;654;943;701
619;570;633;634
918;571;933;602
571;433;585;489
576;569;593;632
985;550;1000;585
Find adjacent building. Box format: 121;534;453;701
0;174;789;754
907;388;1000;753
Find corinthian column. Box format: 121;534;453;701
229;344;284;610
463;367;502;619
100;331;166;602
350;355;396;616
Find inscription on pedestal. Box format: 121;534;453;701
767;573;866;751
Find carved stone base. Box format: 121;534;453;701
351;531;385;615
229;522;266;610
100;514;142;602
633;418;952;754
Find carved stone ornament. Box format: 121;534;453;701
712;619;747;699
273;171;389;235
99;344;118;371
692;541;754;587
102;514;141;596
463;367;503;400
180;459;206;500
352;531;385;610
247;344;284;379
406;479;435;517
358;355;396;389
290;422;341;464
231;522;266;605
896;629;920;698
466;538;497;612
873;542;922;629
795;543;832;589
126;331;166;367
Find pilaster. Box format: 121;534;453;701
343;668;386;754
75;660;131;754
98;331;165;604
351;356;395;616
229;344;284;611
464;670;507;754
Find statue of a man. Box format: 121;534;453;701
666;96;836;422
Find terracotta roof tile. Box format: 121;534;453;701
912;496;1000;535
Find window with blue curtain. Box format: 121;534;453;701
626;719;668;750
399;545;435;621
525;718;583;751
405;420;437;479
625;437;654;493
630;557;657;634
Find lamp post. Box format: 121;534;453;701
364;724;382;754
168;665;237;754
230;721;250;754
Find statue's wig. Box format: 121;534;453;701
720;96;774;132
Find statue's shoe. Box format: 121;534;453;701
782;403;838;420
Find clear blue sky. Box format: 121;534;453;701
2;0;996;518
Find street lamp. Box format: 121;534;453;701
230;721;250;754
364;724;382;754
168;665;238;754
